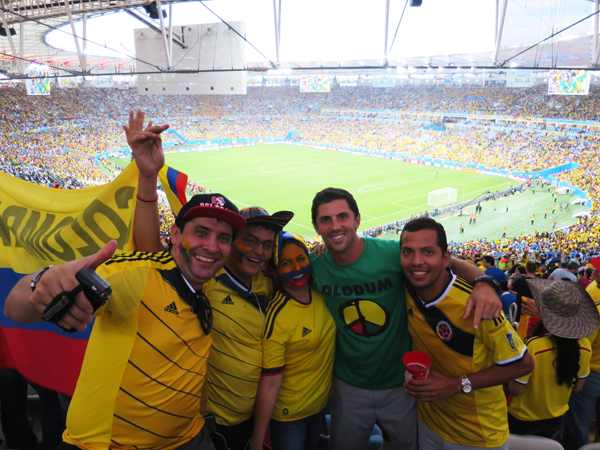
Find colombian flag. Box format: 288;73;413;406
163;166;188;214
0;163;187;395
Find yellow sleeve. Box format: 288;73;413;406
262;323;287;374
579;337;592;379
262;302;289;374
95;262;146;319
479;313;527;366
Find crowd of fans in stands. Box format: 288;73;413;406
2;83;600;251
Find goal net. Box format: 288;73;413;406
428;187;458;207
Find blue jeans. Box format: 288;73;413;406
563;369;600;450
269;410;324;450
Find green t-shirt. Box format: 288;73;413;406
310;238;411;390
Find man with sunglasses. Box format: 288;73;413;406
4;192;247;450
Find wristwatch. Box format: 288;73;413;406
461;375;472;394
472;275;500;291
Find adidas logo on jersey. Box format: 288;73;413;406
221;295;234;305
164;302;179;315
302;327;312;337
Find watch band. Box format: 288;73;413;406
473;275;500;290
30;266;54;292
461;375;472;394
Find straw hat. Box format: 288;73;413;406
526;279;599;339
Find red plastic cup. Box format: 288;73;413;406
403;351;432;380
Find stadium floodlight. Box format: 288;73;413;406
428;188;458;207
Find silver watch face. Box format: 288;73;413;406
462;383;472;394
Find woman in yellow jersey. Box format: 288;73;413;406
250;232;336;450
507;280;598;439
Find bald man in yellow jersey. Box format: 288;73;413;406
400;218;534;450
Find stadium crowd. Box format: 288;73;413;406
4;83;600;450
2;84;600;250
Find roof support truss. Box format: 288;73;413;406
0;7;23;73
592;0;600;66
123;7;186;49
493;0;508;64
1;0;162;24
383;0;390;66
272;0;281;65
63;0;86;72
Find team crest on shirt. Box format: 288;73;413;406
436;321;453;341
505;332;519;351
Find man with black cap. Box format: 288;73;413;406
125;111;294;450
4;191;246;450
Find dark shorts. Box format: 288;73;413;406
508;412;563;440
210;416;253;450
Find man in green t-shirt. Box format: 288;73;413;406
310;188;502;450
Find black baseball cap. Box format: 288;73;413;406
240;206;294;232
176;194;246;232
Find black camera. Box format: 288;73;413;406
42;267;112;332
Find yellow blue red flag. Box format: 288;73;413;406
0;162;187;395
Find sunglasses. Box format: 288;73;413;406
195;291;213;335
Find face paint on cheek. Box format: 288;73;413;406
231;239;250;263
180;237;192;262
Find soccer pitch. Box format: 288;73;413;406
112;144;519;239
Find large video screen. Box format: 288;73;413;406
300;75;331;92
59;78;79;88
548;70;591;95
26;63;51;96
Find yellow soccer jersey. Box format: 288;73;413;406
201;268;273;426
405;272;527;448
508;335;591;421
586;282;600;372
64;251;211;450
262;287;336;422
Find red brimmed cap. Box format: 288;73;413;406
591;256;600;272
176;194;246;232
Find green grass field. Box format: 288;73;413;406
109;144;587;240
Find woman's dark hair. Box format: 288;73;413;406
532;321;580;388
281;238;309;258
506;265;519;276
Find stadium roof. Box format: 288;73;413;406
1;0;600;79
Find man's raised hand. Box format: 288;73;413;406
123;110;169;178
